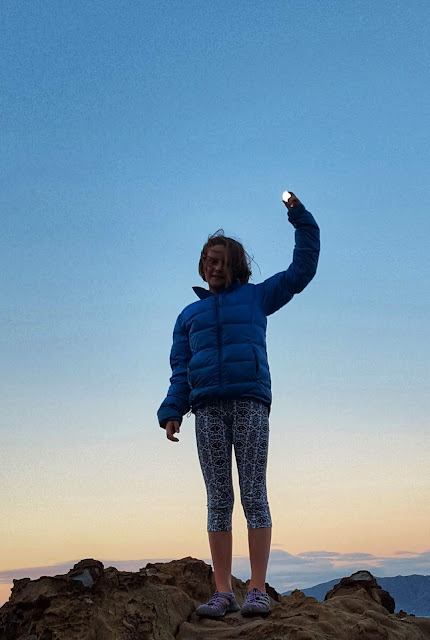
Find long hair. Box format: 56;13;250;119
198;229;252;286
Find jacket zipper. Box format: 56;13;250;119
215;295;223;391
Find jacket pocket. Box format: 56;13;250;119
252;346;260;379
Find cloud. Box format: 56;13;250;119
1;550;429;597
297;551;340;558
297;551;376;561
233;549;430;593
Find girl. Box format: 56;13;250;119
158;192;320;618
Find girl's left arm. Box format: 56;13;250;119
256;201;320;316
157;314;192;429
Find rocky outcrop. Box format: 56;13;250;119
1;558;430;639
324;569;396;612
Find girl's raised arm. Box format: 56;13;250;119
255;193;320;316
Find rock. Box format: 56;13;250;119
1;562;430;639
68;558;105;588
325;569;396;614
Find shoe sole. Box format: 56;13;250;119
241;608;270;618
197;606;241;619
197;612;240;619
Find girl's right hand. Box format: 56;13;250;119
166;420;180;442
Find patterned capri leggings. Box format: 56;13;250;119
195;398;272;532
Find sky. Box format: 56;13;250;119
1;0;429;605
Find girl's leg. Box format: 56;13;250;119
195;402;234;592
208;530;233;592
233;399;272;592
248;527;272;592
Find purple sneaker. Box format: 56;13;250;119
196;591;241;619
241;588;270;616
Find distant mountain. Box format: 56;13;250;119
284;574;430;617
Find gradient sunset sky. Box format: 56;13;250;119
1;0;429;604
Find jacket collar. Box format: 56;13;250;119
193;278;241;300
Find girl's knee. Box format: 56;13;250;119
241;498;271;529
207;508;233;532
246;511;272;529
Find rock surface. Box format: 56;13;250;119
1;558;430;639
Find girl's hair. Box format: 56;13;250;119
198;229;252;285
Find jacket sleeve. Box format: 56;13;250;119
157;314;192;428
255;203;320;316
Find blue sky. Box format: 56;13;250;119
1;0;429;598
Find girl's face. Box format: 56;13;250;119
203;244;229;293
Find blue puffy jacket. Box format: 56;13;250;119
158;203;320;428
